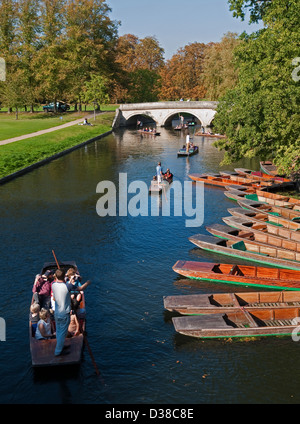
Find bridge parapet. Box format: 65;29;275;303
113;101;219;128
119;101;218;111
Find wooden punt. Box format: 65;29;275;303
164;291;300;315
256;189;300;207
206;223;300;260
149;178;172;195
260;161;281;176
237;198;300;222
172;307;300;339
234;168;290;183
188;233;300;270
225;190;300;211
188;173;272;189
177;145;199;157
29;261;86;368
172;260;300;290
228;207;300;231
138;130;160;136
195;131;226;138
222;215;300;246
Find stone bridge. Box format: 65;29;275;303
112;101;218;128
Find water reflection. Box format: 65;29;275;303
2;127;300;404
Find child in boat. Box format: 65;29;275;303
67;311;80;337
29;303;40;336
35;308;54;340
66;267;82;311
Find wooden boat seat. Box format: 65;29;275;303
228;265;244;276
212;264;222;274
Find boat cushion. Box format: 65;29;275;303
231;241;246;251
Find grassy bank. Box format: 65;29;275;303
0;105;119;141
0;111;115;179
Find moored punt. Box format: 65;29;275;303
29;261;86;368
172;260;300;290
225;189;300;211
206;223;300;258
188;173;272;189
164;291;300;315
177;145;198;157
260;161;281;176
222;215;300;245
228;207;300;231
237;198;300;222
256;189;300;207
188;233;300;270
172;308;300;339
234;167;290;183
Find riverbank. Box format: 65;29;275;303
0;111;115;182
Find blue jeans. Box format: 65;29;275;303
54;314;70;356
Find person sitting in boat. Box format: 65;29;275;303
35;308;55;340
65;267;82;311
29;303;40;337
32;270;54;310
163;169;173;183
67;311;80;337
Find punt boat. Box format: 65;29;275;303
237;198;300;221
29;261;86;368
188;173;272;189
228;207;300;231
188;233;300;270
222;215;300;246
206;223;300;259
172;307;300;339
164;291;300;315
172;260;300;290
177;145;199;157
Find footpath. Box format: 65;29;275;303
0;113;96;146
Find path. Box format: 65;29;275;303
0;113;97;146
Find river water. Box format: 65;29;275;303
1;127;300;405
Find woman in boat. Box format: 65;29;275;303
163;169;173;183
35;308;54;340
32;270;54;310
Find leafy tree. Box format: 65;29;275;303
83;73;110;116
158;42;208;101
202;32;240;100
214;0;300;176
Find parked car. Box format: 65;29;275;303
43;102;70;112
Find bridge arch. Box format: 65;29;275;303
112;101;218;128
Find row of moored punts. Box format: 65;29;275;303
165;165;300;339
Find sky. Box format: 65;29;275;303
108;0;262;60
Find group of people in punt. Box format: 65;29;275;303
153;162;173;184
29;267;91;357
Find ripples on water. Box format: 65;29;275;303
1;128;300;404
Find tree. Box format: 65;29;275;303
114;34;164;102
83;73;110;118
202;32;240;101
63;0;119;108
159;42;208;100
214;0;300;176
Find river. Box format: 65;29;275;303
0;127;299;405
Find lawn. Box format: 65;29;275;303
0;104;119;141
0;111;115;179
